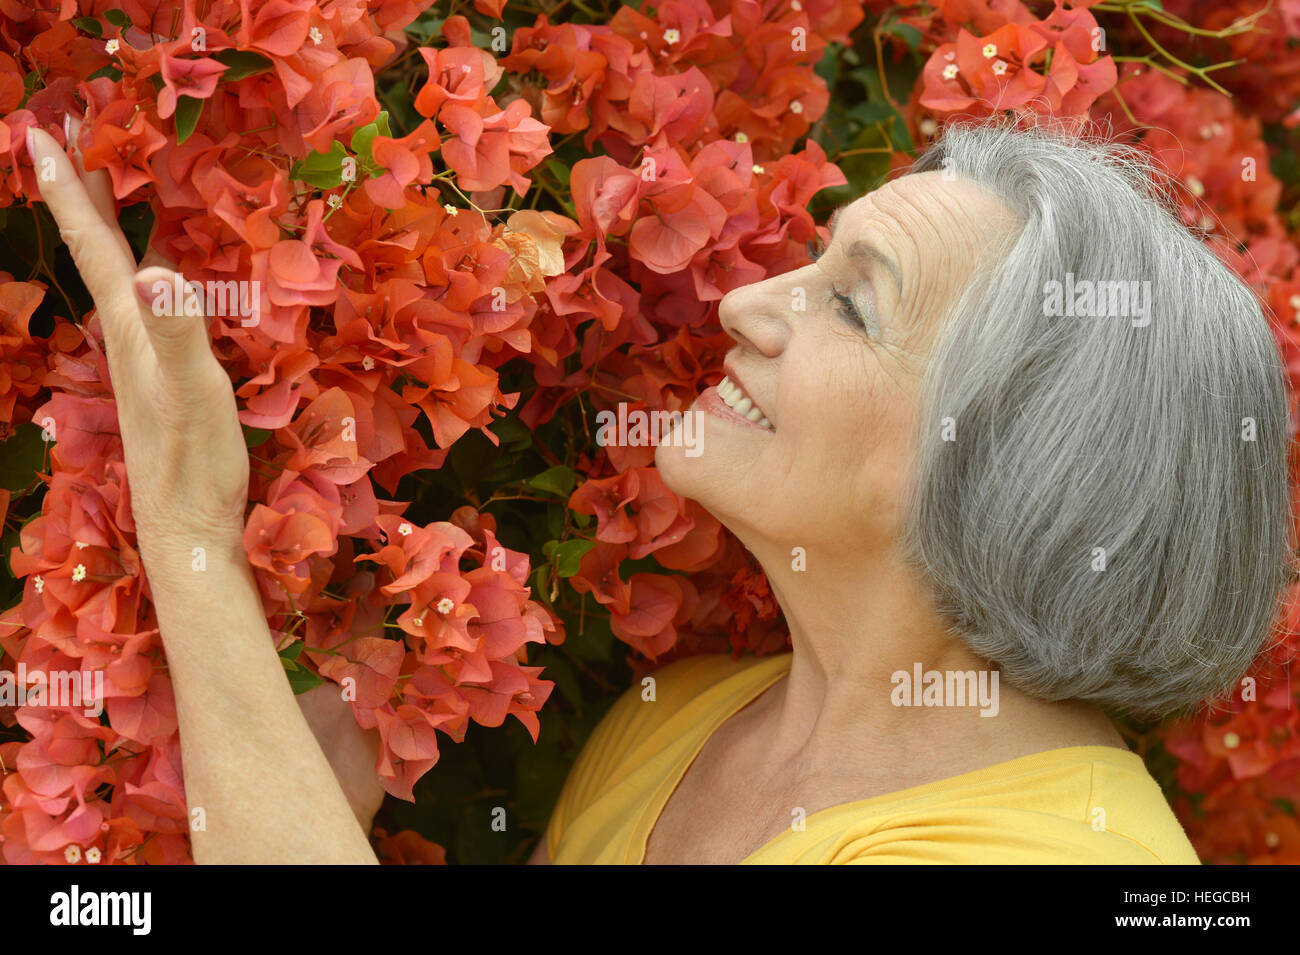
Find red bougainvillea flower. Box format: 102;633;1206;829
439;98;553;194
156;49;230;119
0;275;48;427
244;488;339;597
922;26;1051;114
1031;3;1116;114
414;46;504;119
75;99;168;200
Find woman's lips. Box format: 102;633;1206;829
696;386;774;432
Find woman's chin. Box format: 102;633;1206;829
655;428;748;530
653;436;694;496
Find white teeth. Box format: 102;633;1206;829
716;375;774;431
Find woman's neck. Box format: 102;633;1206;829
738;538;1126;787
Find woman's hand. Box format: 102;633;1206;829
26;121;380;862
26;122;249;564
296;683;387;831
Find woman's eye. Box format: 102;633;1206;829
810;245;872;334
831;287;868;330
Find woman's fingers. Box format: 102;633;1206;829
132;265;217;382
64;114;136;265
25;127;138;337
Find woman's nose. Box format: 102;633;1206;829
717;269;797;358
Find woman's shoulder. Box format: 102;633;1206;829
807;746;1201;865
544;651;790;857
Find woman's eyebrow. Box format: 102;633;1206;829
827;204;902;295
847;240;902;295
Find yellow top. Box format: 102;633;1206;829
544;651;1201;864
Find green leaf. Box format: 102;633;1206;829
845;101;897;127
525;465;576;499
279;642;323;693
489;413;531;451
104;8;131;28
278;640;305;663
350;111;393;165
571;511;592;530
545;501;564;540
814;42;841;87
73;17;103;37
242;425;271;448
552;538;595;577
530;563;551;605
544;158;571;187
0;422;48;492
834;121;901;195
884;22;922;53
174;96;203;145
290;140;349;189
618;554;672;579
86;63;124;83
406;13;445;46
213;49;273;81
284;665;324;695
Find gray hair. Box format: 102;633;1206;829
901;120;1294;717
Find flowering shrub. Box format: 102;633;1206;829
0;0;1295;864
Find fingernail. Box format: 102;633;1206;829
62;113;70;142
24;125;36;158
134;279;153;306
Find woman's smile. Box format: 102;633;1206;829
695;383;774;432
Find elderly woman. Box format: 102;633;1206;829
26;119;1291;865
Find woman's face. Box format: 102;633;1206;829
656;171;1017;554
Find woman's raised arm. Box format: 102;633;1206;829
26;124;378;864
